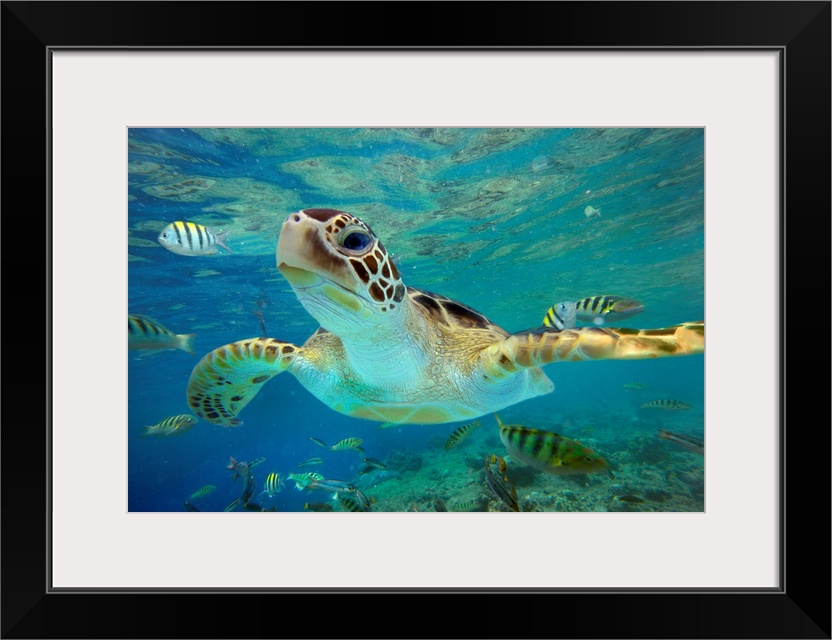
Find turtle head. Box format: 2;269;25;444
277;209;407;332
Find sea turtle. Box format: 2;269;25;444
186;208;704;427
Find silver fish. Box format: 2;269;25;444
656;429;704;455
157;221;232;256
305;478;357;493
225;456;256;510
541;301;577;331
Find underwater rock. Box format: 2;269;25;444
360;470;397;488
644;488;671;503
631;437;672;465
386;449;423;473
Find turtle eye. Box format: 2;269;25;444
585;456;594;463
342;231;371;251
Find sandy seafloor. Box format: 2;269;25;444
127;127;705;513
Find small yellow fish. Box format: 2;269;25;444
444;419;481;450
584;205;601;219
157;221;232;256
640;399;693;411
488;453;507;476
259;472;285;498
188;484;216;500
140;414;199;438
484;454;519;512
623;382;648;390
449;501;481;512
329;437;364;453
128;314;195;355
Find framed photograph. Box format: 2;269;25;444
5;1;829;638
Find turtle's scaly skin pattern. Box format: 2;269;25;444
187;339;299;426
186;209;704;427
480;321;705;378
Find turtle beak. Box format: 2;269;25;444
276;211;370;320
277;212;358;291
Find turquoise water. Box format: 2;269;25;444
128;127;705;513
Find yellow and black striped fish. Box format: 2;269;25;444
444;419;482;450
128;314;196;355
495;414;611;477
623;382;648;390
328;437;365;453
541;301;577;331
639;399;693;411
336;494;365;512
287;471;325;490
449;500;482;512
574;295;644;325
140;414;199;438
157;221;233;256
259;472;285;498
188;484;216;500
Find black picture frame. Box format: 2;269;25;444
3;1;829;638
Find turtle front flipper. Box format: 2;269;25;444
479;321;703;379
186;338;301;426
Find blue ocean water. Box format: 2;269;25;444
128;127;705;513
